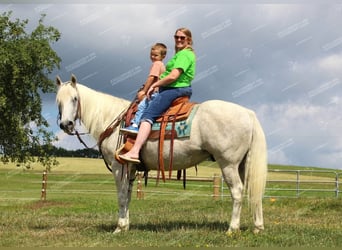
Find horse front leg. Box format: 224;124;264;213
112;164;136;234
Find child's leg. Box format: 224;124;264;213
131;97;148;126
132;93;158;126
120;92;162;134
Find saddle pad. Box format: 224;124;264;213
150;105;199;139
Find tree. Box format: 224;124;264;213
0;11;61;168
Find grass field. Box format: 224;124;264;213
0;158;342;247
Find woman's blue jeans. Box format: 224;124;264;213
141;86;192;124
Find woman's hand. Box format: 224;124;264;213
146;85;155;100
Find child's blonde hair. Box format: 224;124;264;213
152;43;167;58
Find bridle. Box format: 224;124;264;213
56;86;95;148
56;85;131;173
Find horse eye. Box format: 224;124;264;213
73;96;78;103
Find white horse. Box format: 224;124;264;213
56;75;267;234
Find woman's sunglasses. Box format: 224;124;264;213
174;35;186;41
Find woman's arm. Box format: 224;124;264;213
137;75;158;101
146;68;183;98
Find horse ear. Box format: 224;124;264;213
56;76;62;86
71;74;77;87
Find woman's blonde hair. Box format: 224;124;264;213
174;27;194;52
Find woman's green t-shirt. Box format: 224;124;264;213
160;48;196;88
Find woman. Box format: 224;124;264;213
119;27;196;164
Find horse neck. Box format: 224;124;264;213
77;84;130;139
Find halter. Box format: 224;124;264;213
56;85;94;147
56;84;130;173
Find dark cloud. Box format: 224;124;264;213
6;3;342;169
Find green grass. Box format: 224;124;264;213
0;159;342;247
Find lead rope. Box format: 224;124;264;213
97;107;130;173
97;96;140;173
75;130;97;149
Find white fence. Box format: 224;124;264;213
1;169;341;202
148;169;342;199
218;169;342;199
264;169;341;198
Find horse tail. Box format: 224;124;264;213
244;111;267;219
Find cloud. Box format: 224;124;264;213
318;53;342;73
7;3;342;169
256;4;306;21
45;4;178;51
256;100;342;169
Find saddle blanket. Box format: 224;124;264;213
151;105;199;138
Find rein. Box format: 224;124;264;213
75;130;95;149
57;97;97;149
58;107;127;173
57;86;130;172
97;108;129;172
57;83;137;173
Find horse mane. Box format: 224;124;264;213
76;83;130;136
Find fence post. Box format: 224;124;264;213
136;173;144;199
296;170;300;198
213;174;220;200
336;172;339;198
40;170;47;201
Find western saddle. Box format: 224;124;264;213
115;96;197;183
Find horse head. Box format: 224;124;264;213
56;74;80;134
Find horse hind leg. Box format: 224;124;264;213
220;163;244;234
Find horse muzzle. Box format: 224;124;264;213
59;120;75;134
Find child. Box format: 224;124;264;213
120;43;167;134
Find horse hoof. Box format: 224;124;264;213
113;223;130;234
113;225;129;234
113;227;122;234
225;229;240;237
253;227;264;234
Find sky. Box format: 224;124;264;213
2;1;342;169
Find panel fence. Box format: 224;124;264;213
144;169;342;199
221;169;342;199
1;168;341;201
